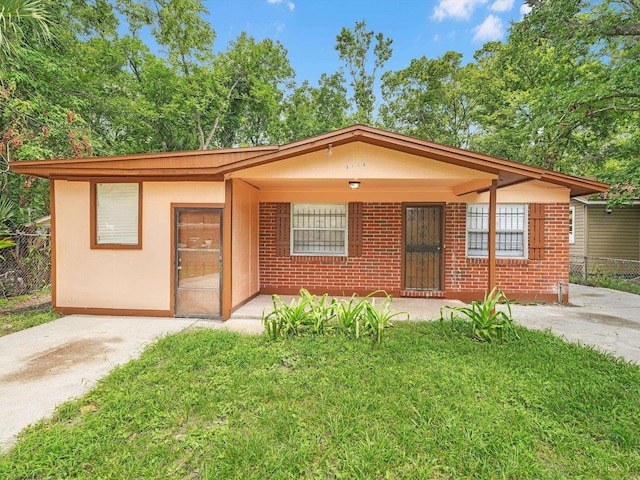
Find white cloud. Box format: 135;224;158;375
520;3;532;15
472;14;504;42
434;34;440;41
433;0;488;20
490;0;514;12
267;0;295;11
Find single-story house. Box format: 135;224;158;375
10;125;608;319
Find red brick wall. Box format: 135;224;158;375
259;203;403;295
259;202;569;301
444;203;569;301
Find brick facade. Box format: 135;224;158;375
259;202;569;302
444;203;569;302
259;203;403;295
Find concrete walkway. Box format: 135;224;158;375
507;283;640;364
0;316;199;451
1;285;639;451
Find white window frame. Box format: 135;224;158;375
466;204;528;259
569;206;575;244
290;203;348;256
93;182;141;248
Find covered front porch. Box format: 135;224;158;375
229;294;465;323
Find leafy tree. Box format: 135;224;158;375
196;33;293;148
0;0;51;61
381;51;480;148
281;72;350;142
335;20;392;125
490;0;640;197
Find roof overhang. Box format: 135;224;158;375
9;125;609;197
573;196;640;206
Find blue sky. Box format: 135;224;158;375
206;0;532;84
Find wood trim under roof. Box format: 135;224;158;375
9;124;609;197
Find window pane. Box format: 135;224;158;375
497;205;525;230
467;205;488;230
291;203;347;255
466;204;526;258
496;232;524;257
96;183;139;245
467;232;488;256
293;230;346;254
569;206;575;244
292;204;347;228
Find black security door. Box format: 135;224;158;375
404;205;443;291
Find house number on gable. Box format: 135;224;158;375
345;162;366;170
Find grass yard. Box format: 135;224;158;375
1;323;639;479
571;274;640;296
0;292;60;337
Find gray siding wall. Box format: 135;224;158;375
586;204;640;260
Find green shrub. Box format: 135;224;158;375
332;293;368;338
263;289;315;339
263;289;404;343
362;297;407;344
440;288;518;343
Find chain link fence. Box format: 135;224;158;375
570;255;640;283
0;226;51;298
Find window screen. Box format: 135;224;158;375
291;203;347;255
96;183;140;245
467;204;526;258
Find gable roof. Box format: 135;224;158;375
10;124;608;197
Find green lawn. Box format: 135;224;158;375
571;273;640;296
0;292;60;337
1;323;639;479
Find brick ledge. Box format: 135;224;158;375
401;290;445;298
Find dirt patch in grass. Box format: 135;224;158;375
0;292;60;337
0;292;52;315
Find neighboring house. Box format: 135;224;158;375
570;197;640;261
10;125;608;319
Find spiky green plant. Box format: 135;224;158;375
262;291;314;339
299;288;334;335
0;0;52;61
332;293;368;338
440;288;518;343
264;289;403;344
0;197;15;253
362;297;406;344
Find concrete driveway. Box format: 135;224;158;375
1;284;638;451
507;283;640;364
0;315;204;451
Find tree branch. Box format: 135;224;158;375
201;76;242;150
527;0;640;36
195;110;204;149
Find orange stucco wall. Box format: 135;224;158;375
231;143;569;204
231;179;260;309
234;142;495;181
54;180;225;312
